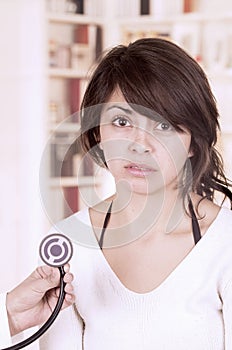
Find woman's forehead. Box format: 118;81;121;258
105;87;126;103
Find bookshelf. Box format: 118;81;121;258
45;0;232;221
45;4;105;222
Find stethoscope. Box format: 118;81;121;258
1;233;73;350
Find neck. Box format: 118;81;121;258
108;182;190;244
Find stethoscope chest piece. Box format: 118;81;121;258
39;233;73;267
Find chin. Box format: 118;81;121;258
130;181;166;196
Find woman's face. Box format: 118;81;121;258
99;89;192;196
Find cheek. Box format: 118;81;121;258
100;137;131;163
99;126;118;150
155;135;191;173
104;160;125;181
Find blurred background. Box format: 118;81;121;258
0;0;232;295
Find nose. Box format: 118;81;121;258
128;127;153;154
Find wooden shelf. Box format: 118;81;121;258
48;68;88;79
118;11;232;26
50;176;101;188
46;12;101;25
49;122;80;133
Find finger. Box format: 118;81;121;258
53;282;74;296
63;293;75;307
31;266;60;293
64;282;74;294
35;265;54;278
52;285;75;301
63;272;74;283
46;285;75;311
63;263;70;273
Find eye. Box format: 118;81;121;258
112;115;132;127
155;121;173;131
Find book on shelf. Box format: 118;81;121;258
73;0;84;14
50;133;78;177
69;78;81;121
183;0;193;13
82;153;95;176
50;143;72;177
48;22;102;125
48;22;101;71
63;186;79;217
122;29;171;46
50;132;93;180
140;0;150;15
149;0;184;17
47;0;84;14
70;23;98;72
69;77;88;120
73;24;88;44
87;0;140;18
95;25;103;60
72;151;95;177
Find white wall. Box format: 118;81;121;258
0;0;48;292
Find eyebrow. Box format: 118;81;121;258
105;105;133;114
105;105;167;124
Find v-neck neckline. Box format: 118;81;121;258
83;206;225;296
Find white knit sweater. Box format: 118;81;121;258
1;206;232;349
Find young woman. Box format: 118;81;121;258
1;38;232;349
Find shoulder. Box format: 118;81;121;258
48;207;98;249
195;202;232;292
211;207;232;296
49;207;90;232
210;206;232;235
203;205;232;240
200;205;232;261
47;195;114;248
191;193;232;237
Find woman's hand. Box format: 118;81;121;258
6;264;75;336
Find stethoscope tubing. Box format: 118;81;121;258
1;266;66;350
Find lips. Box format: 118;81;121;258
125;163;156;177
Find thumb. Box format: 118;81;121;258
29;265;60;294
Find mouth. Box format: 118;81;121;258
125;163;156;177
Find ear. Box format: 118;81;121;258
96;134;103;150
188;144;194;158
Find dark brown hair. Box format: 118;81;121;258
80;38;232;205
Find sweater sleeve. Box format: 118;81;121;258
0;293;12;348
39;304;84;349
222;279;232;349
